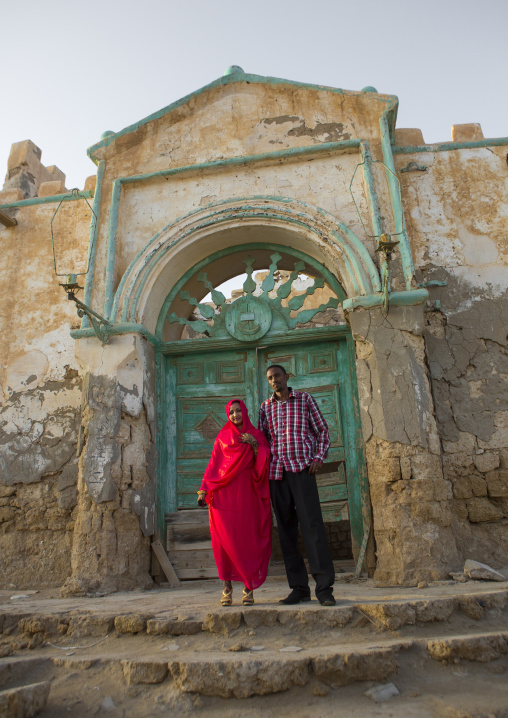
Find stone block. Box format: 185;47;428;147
470;475;488;497
368;458;401;483
400;457;411;481
6;140;42;170
410;454;443;480
464;560;506;582
427;633;508;663
169;656;310;697
38;180;66;197
410;479;436;502
84;175;97;191
466;497;503;522
453;499;469;521
202;612;242;634
44;165;66;183
485;470;508;498
394;128;425;146
122;660;168;685
146;619;203;636
411;500;449;525
314;648;399;688
0;188;23;203
451;123;484;142
114;613;150;633
442;432;476;455
0;681;51;718
475;452;500;473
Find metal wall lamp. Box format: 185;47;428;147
51;188;111;343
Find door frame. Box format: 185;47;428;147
156;328;370;560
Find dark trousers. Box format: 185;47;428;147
270;468;335;598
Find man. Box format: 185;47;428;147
259;365;335;606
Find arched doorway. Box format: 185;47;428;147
155;242;369;568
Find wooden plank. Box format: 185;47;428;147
168;540;213;552
176;567;219;579
354;525;371;578
167;548;215;570
0;209;17;227
151;539;181;588
166;510;210;524
167;523;211;547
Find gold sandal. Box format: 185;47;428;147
221;581;232;606
242;586;254;606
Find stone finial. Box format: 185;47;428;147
3;139;67;199
39;180;66;197
84;175;97;192
223;65;244;76
394;128;425;146
451;123;484;142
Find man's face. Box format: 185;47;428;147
266;367;288;393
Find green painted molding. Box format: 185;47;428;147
81;161;105;329
102;139;384;320
0;190;94;210
87;70;398;158
159;324;351;356
392;138;508;154
379;108;414;290
71;321;161;346
343;288;428;311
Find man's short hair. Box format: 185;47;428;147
266;364;287;375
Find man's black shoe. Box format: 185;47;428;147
279;590;311;605
318;593;336;606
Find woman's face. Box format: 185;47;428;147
229;402;243;426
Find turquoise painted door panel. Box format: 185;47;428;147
172;350;258;508
258;342;349;523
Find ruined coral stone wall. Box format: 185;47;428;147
0;143;91;588
397;134;508;566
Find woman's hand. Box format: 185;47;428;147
197;490;207;507
241;433;258;455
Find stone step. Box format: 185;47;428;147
4;586;507;640
2;630;508;699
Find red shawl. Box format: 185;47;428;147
200;400;270;497
200;400;272;589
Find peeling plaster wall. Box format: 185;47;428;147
398;146;508;566
349;305;460;584
62;335;156;595
0;200;89;588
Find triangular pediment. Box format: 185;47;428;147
87;68;398;168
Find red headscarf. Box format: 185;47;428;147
200;399;270;496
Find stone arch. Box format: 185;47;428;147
110;196;381;333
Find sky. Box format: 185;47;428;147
1;0;507;190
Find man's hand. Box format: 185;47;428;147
308;460;321;475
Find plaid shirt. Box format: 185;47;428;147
258;388;330;481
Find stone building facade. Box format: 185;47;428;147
0;68;506;593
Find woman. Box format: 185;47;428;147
197;400;272;606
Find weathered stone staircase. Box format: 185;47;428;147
1;580;508;716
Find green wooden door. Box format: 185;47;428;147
170;349;258;508
257;340;364;536
163;337;367;550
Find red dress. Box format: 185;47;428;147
200;400;272;590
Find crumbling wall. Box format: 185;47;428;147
0;156;92;588
350;305;461;584
398;136;508;567
62;335;156;595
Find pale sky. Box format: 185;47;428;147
1;0;507;190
